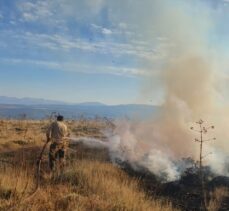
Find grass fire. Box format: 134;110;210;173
0;118;228;210
1;0;229;211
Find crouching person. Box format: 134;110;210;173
46;115;70;175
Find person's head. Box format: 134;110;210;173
57;115;64;122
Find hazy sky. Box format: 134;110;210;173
0;0;229;105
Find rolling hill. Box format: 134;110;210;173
0;96;158;119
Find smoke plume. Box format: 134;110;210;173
70;1;229;181
104;0;229;180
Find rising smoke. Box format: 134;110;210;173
71;1;229;181
105;0;229;180
109;1;229;180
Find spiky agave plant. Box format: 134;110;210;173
190;119;216;210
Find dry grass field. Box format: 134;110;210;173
0;119;177;211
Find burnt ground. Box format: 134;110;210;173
119;161;229;211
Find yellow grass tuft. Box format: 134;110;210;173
206;187;228;211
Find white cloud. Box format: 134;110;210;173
18;1;53;22
14;0;171;62
91;24;113;35
22;12;37;21
6;31;165;61
0;58;151;77
9;0;175;78
17;0;106;24
102;28;112;35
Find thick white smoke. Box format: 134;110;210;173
105;0;229;180
70;0;229;181
70;125;194;182
108;1;229;180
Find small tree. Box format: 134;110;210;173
190;119;216;210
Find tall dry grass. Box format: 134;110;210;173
0;119;176;211
0;160;176;210
206;187;228;211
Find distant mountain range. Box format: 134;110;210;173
0;96;71;105
0;96;106;106
0;96;159;119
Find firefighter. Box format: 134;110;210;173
46;115;70;172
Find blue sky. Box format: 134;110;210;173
0;0;229;105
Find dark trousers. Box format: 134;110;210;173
49;142;66;171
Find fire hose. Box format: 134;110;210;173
8;137;83;210
36;141;49;190
8;141;49;210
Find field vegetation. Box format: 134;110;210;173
0;119;176;211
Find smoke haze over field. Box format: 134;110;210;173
101;0;229;180
69;1;229;181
